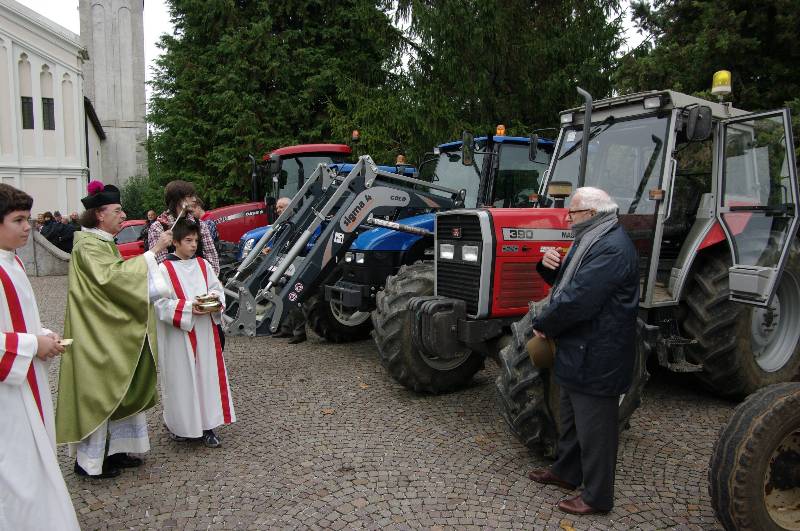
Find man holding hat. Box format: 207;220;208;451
527;187;639;515
56;180;173;478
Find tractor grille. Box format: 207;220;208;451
437;262;481;315
436;213;483;316
437;214;483;241
497;262;547;310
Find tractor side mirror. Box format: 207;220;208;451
462;131;475;166
686;105;712;142
529;134;539;161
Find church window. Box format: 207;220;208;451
21;96;34;129
42;97;55;130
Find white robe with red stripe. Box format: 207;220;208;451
154;257;235;438
0;250;80;530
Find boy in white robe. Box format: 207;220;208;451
0;184;80;530
155;220;236;447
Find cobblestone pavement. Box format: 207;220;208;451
32;276;731;530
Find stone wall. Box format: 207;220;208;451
18;222;70;276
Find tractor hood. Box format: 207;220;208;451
349;213;434;252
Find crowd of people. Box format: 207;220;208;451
1;181;235;529
2;178;639;527
35;210;80;252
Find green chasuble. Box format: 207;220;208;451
56;231;160;443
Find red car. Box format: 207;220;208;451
116;219;147;259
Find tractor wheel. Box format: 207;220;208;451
303;291;372;343
682;243;800;398
709;382;800;531
371;262;484;393
496;314;649;459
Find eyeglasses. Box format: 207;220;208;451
566;208;593;219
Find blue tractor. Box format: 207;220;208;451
307;131;555;342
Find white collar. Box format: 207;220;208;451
0;248;17;262
82;227;115;242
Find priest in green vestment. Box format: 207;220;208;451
56;181;173;478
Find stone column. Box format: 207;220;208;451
79;0;147;186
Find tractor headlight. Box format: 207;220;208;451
462;245;479;262
439;243;454;260
345;252;354;263
355;252;365;264
241;238;255;258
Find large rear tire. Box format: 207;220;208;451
496;314;649;458
371;262;484;393
709;382;800;531
303;290;372;343
682;243;800;398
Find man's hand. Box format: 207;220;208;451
533;329;547;339
541;248;561;271
36;335;65;360
152;230;173;254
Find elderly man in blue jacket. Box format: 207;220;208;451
528;186;639;515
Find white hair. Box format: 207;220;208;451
574;187;618;214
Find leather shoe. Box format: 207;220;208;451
528;468;576;490
106;453;143;468
74;460;121;479
557;494;609;515
288;335;307;344
271;331;293;338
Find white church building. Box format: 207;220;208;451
0;0;146;215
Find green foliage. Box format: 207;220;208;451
120;175;164;220
149;0;400;207
616;0;800;112
331;0;624;164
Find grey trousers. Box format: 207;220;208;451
550;386;619;511
280;307;306;338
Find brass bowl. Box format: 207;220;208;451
195;300;222;313
195;293;219;304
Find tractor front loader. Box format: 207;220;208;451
222;155;465;338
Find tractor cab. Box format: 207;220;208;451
544;89;798;309
258;143;352;220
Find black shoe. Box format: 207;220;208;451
169;432;198;442
202;429;221;448
288;335;307;344
272;331;293;338
74;460;121;479
106;453;143;468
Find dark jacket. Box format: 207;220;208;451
532;223;639;396
43;222;77;253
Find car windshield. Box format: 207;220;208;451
420;148;483;208
115;224;143;244
549;115;670;214
491;143;552;207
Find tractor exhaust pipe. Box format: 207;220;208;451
576;87;593;189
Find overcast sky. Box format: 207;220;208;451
15;0;645;104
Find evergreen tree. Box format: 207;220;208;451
149;0;400;206
331;0;624;164
616;0;800;111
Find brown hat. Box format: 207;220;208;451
81;180;120;209
526;336;556;369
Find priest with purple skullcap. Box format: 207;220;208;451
56;181;173;478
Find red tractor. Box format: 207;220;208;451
372;79;799;456
209;143;352;243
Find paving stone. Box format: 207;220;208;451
30;276;731;530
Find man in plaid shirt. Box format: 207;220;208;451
147;180;220;274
